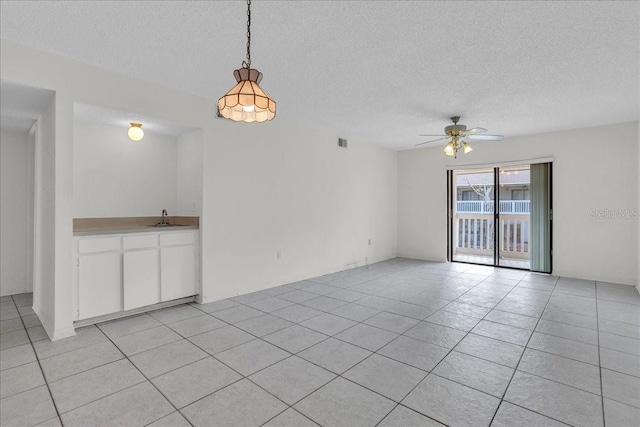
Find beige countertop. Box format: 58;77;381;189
73;216;199;236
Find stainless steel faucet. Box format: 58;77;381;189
161;209;168;225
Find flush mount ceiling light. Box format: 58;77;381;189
416;116;503;158
128;122;144;141
218;0;276;123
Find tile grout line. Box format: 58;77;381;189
218;271;636;425
375;269;534;426
249;304;444;427
492;276;604;424
412;273;534;425
133;272;618;424
140;306;337;425
179;300;374;426
97;309;310;425
24;326;109;363
44;358;150;421
10;294;64;427
485;276;557;425
595;284;606;427
92;323;198;427
481;276;565;412
173;265;472;426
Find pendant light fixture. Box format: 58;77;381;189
218;0;276;123
128;122;144;141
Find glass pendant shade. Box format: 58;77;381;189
128;123;144;141
218;68;276;123
462;142;473;154
443;142;455;156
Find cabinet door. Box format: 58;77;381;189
123;249;159;310
78;253;121;320
160;246;195;302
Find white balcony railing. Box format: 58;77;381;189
455;213;530;260
456;200;530;214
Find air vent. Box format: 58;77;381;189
338;138;348;148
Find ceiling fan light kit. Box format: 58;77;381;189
416;116;503;158
218;0;276;123
443;141;455;156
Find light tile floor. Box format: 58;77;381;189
1;258;639;427
453;254;530;270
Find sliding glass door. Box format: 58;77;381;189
451;168;496;266
448;163;552;272
497;166;531;269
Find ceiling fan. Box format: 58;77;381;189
416;116;504;158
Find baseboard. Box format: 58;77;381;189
304;253;398;280
199;254;400;305
396;253;448;263
552;269;637;287
33;305;77;342
51;327;76;341
73;296;195;328
0;288;33;298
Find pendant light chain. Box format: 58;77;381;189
218;0;275;122
242;0;252;69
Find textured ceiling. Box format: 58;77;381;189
0;81;54;132
1;1;638;150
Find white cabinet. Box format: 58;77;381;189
78;252;121;320
74;229;198;322
79;236;120;254
123;234;158;250
123;249;159;310
160;245;196;302
160;232;194;246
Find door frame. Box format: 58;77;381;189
446;164;553;273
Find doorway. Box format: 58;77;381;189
447;163;552;272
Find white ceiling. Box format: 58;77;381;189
1;1;637;150
0;81;54;132
74;103;199;137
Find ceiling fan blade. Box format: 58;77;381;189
418;134;447;137
466;134;504;141
415;137;450;147
461;127;487;135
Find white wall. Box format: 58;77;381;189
2;39;212;339
398;121;639;286
201;121;398;302
1;40;399;338
26;124;35;296
73;121;178;218
176;129;203;216
0;128;32;296
31;95;65;338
